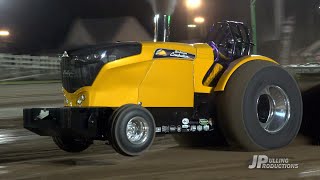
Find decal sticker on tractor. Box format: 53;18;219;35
182;118;189;125
197;125;203;132
154;49;195;59
154;49;168;56
190;125;197;132
162;126;169;133
182;124;190;129
199;119;209;126
203;125;210;131
177;125;182;132
36;109;49;120
170;125;176;132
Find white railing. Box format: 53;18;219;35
0;54;60;70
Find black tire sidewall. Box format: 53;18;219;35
52;136;92;153
243;65;302;149
108;105;134;153
217;61;302;151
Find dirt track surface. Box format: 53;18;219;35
1;83;320;179
0;83;63;120
0;126;320;180
0;83;63;107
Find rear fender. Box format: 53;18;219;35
214;55;278;92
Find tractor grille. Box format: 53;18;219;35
61;57;104;93
61;42;142;93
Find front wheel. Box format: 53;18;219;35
217;61;302;151
109;104;156;156
52;136;92;153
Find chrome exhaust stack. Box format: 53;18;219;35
154;14;171;42
148;0;176;42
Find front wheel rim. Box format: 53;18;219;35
126;117;149;145
256;85;291;134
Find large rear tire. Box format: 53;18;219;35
216;61;302;151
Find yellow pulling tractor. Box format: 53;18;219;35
24;21;302;156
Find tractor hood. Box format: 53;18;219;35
61;41;200;94
61;42;142;93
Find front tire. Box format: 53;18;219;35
217;61;302;151
52;136;92;153
109;104;156;156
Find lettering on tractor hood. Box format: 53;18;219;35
154;49;195;59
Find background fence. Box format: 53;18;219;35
1;53;320;82
0;54;60;82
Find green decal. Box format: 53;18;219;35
199;119;209;126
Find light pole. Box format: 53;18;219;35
250;0;257;54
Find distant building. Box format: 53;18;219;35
60;16;152;50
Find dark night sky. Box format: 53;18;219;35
0;0;155;53
0;0;319;55
0;0;254;54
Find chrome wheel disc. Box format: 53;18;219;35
256;85;291;134
126;117;149;145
